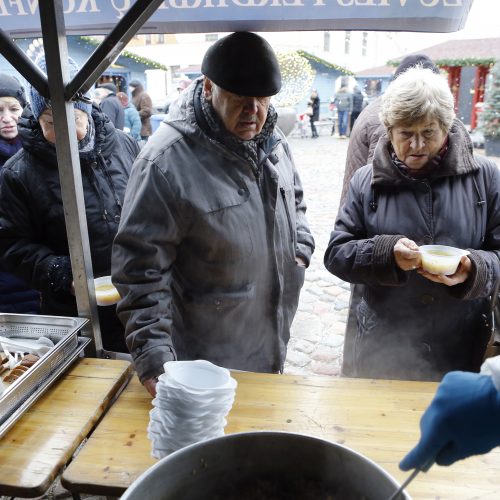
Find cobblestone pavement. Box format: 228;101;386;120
284;134;350;377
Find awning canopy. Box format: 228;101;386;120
2;0;473;37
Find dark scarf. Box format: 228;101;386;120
198;85;277;176
391;137;449;179
0;136;22;167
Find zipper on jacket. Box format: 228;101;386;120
280;187;294;243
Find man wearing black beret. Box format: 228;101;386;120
112;32;315;396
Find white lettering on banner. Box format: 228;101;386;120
0;0;467;18
2;0;37;15
75;0;99;13
169;0;203;8
232;0;268;6
269;0;303;5
335;0;460;5
110;0;131;18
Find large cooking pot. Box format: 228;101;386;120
121;431;410;500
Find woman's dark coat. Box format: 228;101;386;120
325;119;500;380
0;135;40;313
0;106;139;350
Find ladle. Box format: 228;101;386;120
387;459;434;500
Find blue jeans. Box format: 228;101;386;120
337;110;349;136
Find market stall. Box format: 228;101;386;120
0;0;473;355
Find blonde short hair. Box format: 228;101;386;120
380;66;455;133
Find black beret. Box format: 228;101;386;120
0;73;27;107
202;32;281;97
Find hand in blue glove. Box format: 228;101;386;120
400;371;500;470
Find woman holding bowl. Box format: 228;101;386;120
324;66;500;381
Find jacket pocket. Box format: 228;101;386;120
279;185;297;260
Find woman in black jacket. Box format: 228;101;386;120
0;57;139;351
325;66;500;381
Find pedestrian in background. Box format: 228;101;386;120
0;73;40;314
129;79;153;142
334;84;352;138
350;85;364;131
97;82;124;131
116;91;141;141
308;89;320;139
0;56;140;351
112;32;315;397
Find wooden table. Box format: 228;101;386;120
62;371;500;499
0;357;133;498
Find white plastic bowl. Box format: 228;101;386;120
163;360;231;390
419;245;469;276
94;276;120;306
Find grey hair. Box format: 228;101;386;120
380;66;455;133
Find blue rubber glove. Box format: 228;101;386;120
400;371;500;470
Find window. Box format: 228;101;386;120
362;32;368;57
205;34;218;42
344;31;351;55
158;34;165;44
145;34;152;45
323;31;330;52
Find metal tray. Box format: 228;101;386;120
0;314;88;432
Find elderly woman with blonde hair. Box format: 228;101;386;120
324;66;500;381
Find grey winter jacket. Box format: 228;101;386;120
340;96;384;205
112;80;315;383
325;119;500;381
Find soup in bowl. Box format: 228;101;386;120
419;245;469;276
94;276;120;306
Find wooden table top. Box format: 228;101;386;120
0;357;133;497
62;371;500;499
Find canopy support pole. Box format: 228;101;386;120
38;0;102;356
0;29;49;98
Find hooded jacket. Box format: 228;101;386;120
112;79;315;383
131;83;153;138
340;96;384;205
325;119;500;380
0;106;139;350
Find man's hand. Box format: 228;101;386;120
394;238;421;272
400;371;500;470
417;255;471;286
143;377;158;397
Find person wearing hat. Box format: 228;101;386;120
116;91;141;141
96;82;124;131
0;56;140;351
112;31;315;396
128;79;153;141
0;73;41;314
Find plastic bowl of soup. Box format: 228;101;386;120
419;245;470;276
94;276;120;306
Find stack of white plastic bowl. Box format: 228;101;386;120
148;359;237;459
